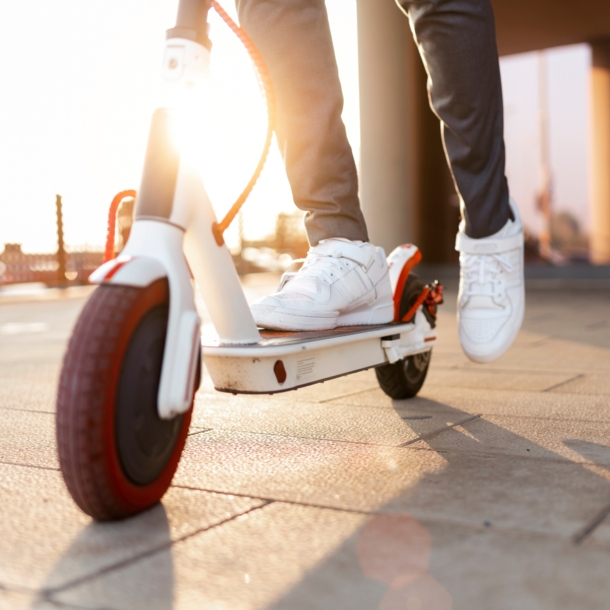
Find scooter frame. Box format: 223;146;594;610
90;0;438;420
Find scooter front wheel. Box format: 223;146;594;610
56;279;195;521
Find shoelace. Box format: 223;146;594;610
462;252;513;297
299;251;348;284
278;251;354;292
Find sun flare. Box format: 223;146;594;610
0;1;359;253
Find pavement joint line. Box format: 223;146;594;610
320;382;601;404
423;383;582;393
170;484;379;516
400;414;482;447
0;406;55;415
223;399;610;423
0;583;101;610
0;582;35;594
43;502;273;597
0;459;59;472
573;502;610;545
436;366;586;377
186;414;610;452
187;427;213;437
40;599;90;610
0;583;93;610
195;425;436;449
0;584;88;609
443;364;593;376
543;373;586;393
404;444;610;467
170;485;607;542
440;412;610;425
317;386;379;403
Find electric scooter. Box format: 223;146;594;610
55;0;443;521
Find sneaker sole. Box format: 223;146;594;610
252;300;394;332
337;301;394;327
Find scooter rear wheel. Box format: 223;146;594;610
56;279;195;521
375;350;432;400
375;272;433;399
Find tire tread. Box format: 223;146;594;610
57;285;141;519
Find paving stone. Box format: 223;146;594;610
0;410;58;469
0;379;58;414
191;392;473;447
0;464;263;591
332;384;610;422
175;429;610;537
581;511;610;549
424;367;574;392
54;503;610;610
53;503;373;610
521;290;610;351
426;521;610;610
408;414;610;467
457;335;610;374
0;589;71;610
3;284;610;609
551;373;610;396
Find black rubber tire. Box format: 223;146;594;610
376;270;434;399
375;350;432;399
56;279;196;521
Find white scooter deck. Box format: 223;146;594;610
202;313;436;394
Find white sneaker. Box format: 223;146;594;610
456;198;525;363
250;238;394;331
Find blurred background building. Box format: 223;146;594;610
358;0;610;266
2;0;610;287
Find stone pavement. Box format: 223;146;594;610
1;278;610;609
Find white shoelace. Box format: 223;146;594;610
279;252;349;292
461;252;513;297
298;251;347;284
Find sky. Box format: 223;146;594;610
0;1;590;253
0;0;360;253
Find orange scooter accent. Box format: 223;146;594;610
103;190;136;263
393;247;422;321
210;0;276;245
401;281;444;324
104;1;276;255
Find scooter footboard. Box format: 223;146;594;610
203;317;436;394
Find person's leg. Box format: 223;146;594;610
398;0;524;362
398;0;511;238
235;0;367;246
237;0;392;331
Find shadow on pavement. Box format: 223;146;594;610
267;398;610;610
31;504;175;609
563;439;610;470
520;290;610;350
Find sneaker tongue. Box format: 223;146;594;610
282;273;319;296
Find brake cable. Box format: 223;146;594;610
103;0;276;262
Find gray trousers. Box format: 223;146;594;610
235;0;511;244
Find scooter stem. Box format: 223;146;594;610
170;0;211;47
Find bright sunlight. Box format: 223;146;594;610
0;0;359;253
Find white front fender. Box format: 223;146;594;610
89;222;200;420
89;255;167;287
